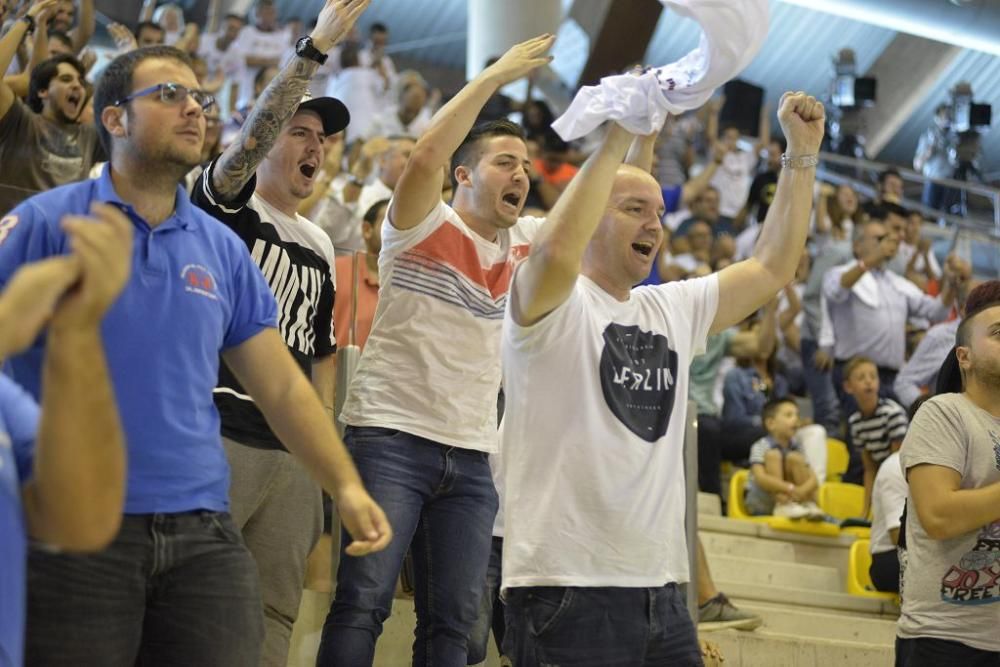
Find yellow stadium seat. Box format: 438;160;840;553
819;482;865;521
726;469;756;520
847;539;899;601
826;438;849;482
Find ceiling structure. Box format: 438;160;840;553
122;0;1000;175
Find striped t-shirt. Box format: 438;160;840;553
848;397;908;465
340;200;544;453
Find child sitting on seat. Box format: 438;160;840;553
842;356;908;519
744;398;824;519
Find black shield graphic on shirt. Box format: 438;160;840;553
599;323;678;443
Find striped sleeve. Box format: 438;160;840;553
748;437;771;466
884;400;909;442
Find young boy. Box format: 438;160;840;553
744;398;824;519
843;356;908;518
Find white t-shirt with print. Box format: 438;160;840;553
339;201;544;453
501;274;719;590
711;150;758;218
870;450;906;555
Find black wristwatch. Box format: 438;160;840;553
20;14;36;35
295;36;328;65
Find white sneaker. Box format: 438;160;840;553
773;502;810;519
802;501;826;521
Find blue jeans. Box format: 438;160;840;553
317;427;499;667
467;536;505;664
25;512;263;666
799;338;841;435
505;584;703;667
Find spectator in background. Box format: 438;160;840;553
896;211;941;292
359;21;397;101
675;186;729;238
862;168;904;217
231;0;288;110
353;135;415;221
135;21;166;47
532;132;578;194
842;356;908;518
824;218;959;406
914;104;953;211
897;280;1000;665
49;0;94;54
197;11;244;111
368;75;431;138
333;198;387;350
734;136;785;230
326;41;383;143
814;182;862;251
671;220;714;274
743;398;824;520
654;114;695;187
151;3;185;46
0;30;104;215
708;112;769;225
520;98;555;142
894;271;971;410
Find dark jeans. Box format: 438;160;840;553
467;536;505;664
799;338;841;434
25;512;263;666
832;360;898;485
505;584;703;667
318;426;499;667
895;636;1000;667
870;549;900;593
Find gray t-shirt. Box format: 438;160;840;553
898;393;1000;651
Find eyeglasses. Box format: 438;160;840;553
114;82;216;113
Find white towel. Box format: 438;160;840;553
551;0;769;141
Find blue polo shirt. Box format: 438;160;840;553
0;167;278;514
0;375;40;667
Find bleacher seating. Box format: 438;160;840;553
847;539;899;603
825;438;850;482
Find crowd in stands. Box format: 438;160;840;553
0;0;997;665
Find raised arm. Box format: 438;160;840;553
388;34;554;231
2;0;55;99
710;93;825;334
510;123;634;326
211;0;370;201
624;131;656;173
68;0;94;54
0;1;54;120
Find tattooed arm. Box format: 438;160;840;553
210;0;371;202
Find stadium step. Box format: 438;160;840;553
715;578;898;616
706;553;843;593
707;628;894;667
731;600;897;645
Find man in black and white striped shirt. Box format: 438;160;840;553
844;355;908;518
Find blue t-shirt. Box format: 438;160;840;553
0;375;39;667
0;167;278;514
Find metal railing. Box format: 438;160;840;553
818;151;1000;236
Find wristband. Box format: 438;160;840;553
20;14;36;35
781;153;818;170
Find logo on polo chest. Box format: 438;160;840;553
599;323;678;443
181;264;218;300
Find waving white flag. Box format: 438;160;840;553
551;0;769;140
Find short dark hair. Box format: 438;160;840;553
878;168;902;187
370;22;388;33
224;12;245;22
449;119;526;191
363;198;391;224
28;54;85;113
843;355;877;382
762;397;797;424
957;280;1000;348
136;21;165;38
868;202;909;222
47;30;74;51
93;45;193;153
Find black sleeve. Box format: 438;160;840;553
191;157;257;215
745;173;765;212
313;270;336;358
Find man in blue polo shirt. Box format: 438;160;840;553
0;205;131;667
0;32;390;667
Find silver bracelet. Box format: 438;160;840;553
781;153;819;169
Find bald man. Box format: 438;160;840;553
499;92;826;665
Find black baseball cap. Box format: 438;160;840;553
297;95;350;136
